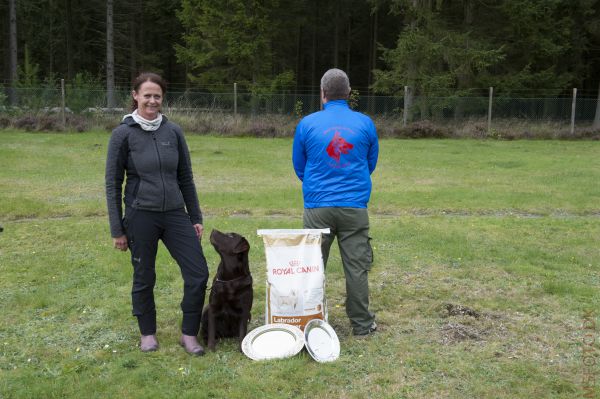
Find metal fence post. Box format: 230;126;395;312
571;88;577;135
487;86;493;134
61;78;66;129
234;82;237;116
403;85;409;127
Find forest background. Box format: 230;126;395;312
2;0;600;104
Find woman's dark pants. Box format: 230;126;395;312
124;208;208;336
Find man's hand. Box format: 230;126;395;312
113;235;128;251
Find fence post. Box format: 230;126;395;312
61;78;66;129
571;88;577;135
487;86;493;134
403;85;409;127
234;82;237;117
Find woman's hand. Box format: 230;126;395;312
113;235;128;251
193;224;204;239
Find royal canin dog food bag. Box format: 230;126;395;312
257;229;330;330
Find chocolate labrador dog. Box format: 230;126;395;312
201;229;253;351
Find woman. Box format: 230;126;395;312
105;72;208;355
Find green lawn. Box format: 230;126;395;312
1;130;599;398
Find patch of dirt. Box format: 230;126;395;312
229;209;253;217
438;303;508;345
442;303;480;318
265;210;291;217
440;323;483;344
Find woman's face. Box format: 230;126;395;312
133;81;163;120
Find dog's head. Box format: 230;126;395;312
210;229;251;280
326;131;353;162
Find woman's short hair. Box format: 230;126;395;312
131;72;167;111
320;68;351;100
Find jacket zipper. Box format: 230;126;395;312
152;132;167;210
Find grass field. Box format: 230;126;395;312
1;130;599;398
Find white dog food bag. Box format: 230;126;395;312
257;229;330;330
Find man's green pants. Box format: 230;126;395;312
303;207;375;335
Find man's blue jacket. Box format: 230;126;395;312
292;99;379;209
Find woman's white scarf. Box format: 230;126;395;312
124;109;163;131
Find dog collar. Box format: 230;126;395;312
214;274;252;284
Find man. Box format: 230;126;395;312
292;68;379;336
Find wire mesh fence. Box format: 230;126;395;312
1;86;599;126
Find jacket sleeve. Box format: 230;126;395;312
292;120;307;181
367;119;379;175
176;128;203;225
105;129;128;237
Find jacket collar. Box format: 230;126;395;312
323;99;349;109
122;114;169;127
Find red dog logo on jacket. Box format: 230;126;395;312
326;131;353;162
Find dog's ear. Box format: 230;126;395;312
232;237;250;254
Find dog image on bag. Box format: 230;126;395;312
201;229;253;351
271;287;301;313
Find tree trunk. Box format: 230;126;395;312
106;0;116;108
49;0;54;76
464;0;474;25
333;0;340;67
454;0;474;119
345;17;351;74
311;1;318;111
130;11;137;83
371;9;378;78
139;0;144;70
405;0;419;123
65;0;74;80
367;8;378;113
8;0;18;105
593;80;600;129
367;12;373;92
295;25;302;97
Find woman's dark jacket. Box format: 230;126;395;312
105;116;202;238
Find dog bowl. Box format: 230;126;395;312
304;319;340;362
242;323;305;361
